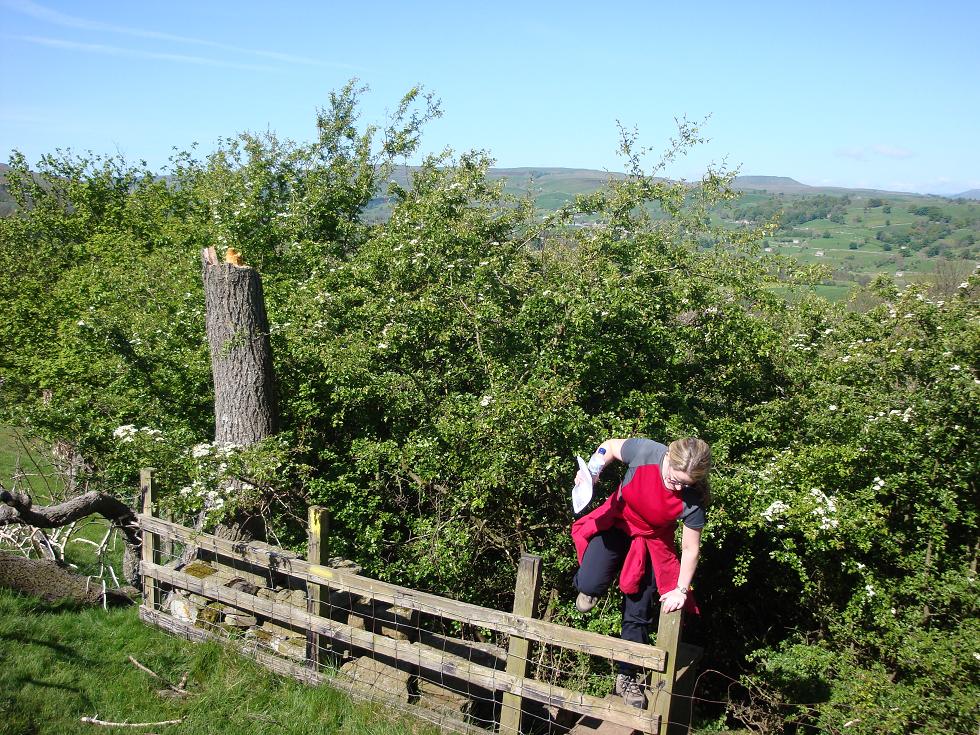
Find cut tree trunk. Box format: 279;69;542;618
202;247;279;446
200;247;279;543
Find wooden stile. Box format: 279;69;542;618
139;469;161;610
306;506;330;668
499;554;542;735
135;507;703;734
141;561;661;734
138;514;666;672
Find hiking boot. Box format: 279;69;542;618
615;672;647;709
575;592;598;612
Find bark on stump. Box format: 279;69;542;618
200;247;279;543
201;247;279;446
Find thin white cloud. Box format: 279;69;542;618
2;0;354;69
871;145;914;159
15;35;282;72
834;147;867;161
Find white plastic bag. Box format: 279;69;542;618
571;455;593;513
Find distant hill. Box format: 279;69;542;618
0;163;13;217
732;176;813;193
730;175;921;197
0;162;966;221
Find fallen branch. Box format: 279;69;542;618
127;656;188;695
80;716;183;727
0;488;141;587
0;489;139;546
0;550;138;607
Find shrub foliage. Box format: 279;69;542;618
1;85;976;733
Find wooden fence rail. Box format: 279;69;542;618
137;472;700;734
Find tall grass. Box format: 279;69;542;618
0;590;436;735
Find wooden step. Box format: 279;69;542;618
569;695;652;735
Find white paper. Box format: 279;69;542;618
572;455;593;513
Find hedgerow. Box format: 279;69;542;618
1;84;976;733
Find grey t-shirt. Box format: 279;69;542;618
620;438;706;530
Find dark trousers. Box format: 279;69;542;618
573;528;656;675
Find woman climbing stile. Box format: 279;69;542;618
571;437;711;709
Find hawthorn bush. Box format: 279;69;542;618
1;85;976;733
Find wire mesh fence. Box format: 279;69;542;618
138;473;697;735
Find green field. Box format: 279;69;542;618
0;590;436;735
0;426;60;499
0;427;126;579
384;169;980;300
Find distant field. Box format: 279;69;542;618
0;427;117;576
3;164;976;302
468;171;980;300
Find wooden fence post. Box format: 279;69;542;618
651;607;682;732
306;506;330;669
139;468;162;610
499;554;542;735
160;508;175;564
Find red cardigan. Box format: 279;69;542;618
571;465;699;614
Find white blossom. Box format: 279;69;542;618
113;425;137;443
479;395;492;407
762;500;789;522
214;442;241;457
191;443;211;458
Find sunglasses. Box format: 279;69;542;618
662;466;695;493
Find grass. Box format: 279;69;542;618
0;434;436;735
0;426;62;500
0;590;438;735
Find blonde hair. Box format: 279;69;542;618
667;437;712;505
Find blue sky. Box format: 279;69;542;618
2;0;978;195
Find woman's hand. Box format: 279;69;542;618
659;587;687;613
